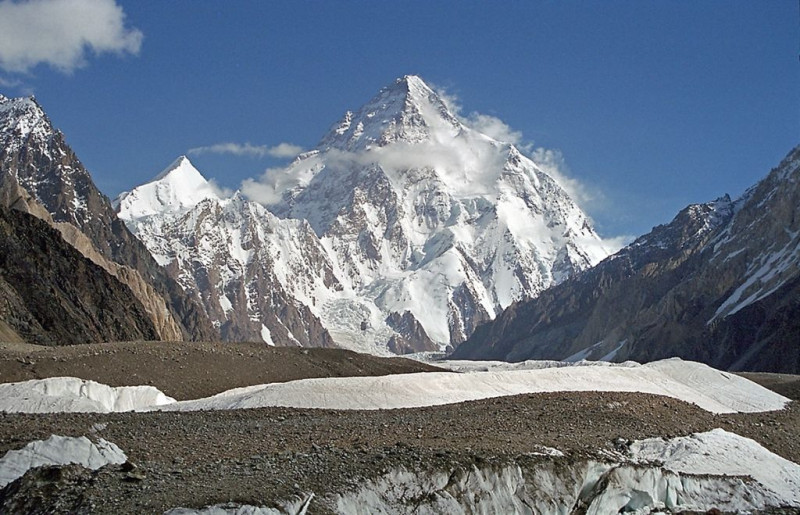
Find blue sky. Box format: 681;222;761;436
0;0;797;239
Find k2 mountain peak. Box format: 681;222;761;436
318;75;462;152
118;75;614;354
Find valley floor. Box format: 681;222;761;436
0;342;797;513
0;341;441;401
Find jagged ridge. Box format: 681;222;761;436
0;94;217;343
454;146;800;373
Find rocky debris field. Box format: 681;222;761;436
0;390;797;513
739;372;800;402
0;341;442;400
0;342;798;513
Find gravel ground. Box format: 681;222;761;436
0;341;442;400
0;342;797;513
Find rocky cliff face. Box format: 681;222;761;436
118;76;613;353
454;146;800;373
0;94;217;342
116;161;336;347
0;206;159;345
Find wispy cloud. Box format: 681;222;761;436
267;142;304;158
529;147;591;205
431;83;532;151
241;167;293;205
0;75;33;96
465;113;532;152
0;0;142;74
0;76;22;88
188;142;303;159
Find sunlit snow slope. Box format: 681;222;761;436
117;76;614;354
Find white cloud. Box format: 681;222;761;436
431;86;463;117
530;147;633;250
207;179;234;199
0;0;142;74
0;76;22;88
431;83;532;151
464;113;533;152
188;142;269;158
188;142;303;159
530;147;592;205
267;142;303;158
241;166;308;205
602;234;635;253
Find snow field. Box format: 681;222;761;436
160;358;787;414
0;359;787;415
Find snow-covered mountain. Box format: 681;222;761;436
0;94;216;343
115;156;220;221
118;76;613;352
277;75;612;350
115;156;337;347
454;145;800;373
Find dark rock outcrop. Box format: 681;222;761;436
0;206;159;344
385;311;438;354
0;94;217;342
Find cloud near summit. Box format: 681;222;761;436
188;142;303;159
0;0;142;74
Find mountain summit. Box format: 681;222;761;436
270;75;612;350
119;76;613;353
319;75;462;151
115;156;219;221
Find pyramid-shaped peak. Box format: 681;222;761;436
115;156;220;221
0;94;53;150
154;155;203;181
319;75;462;151
390;74;433;93
0;94;42;111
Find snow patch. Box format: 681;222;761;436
0;435;126;488
0;377;176;413
260;324;274;346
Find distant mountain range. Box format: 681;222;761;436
115;76;612;354
0;82;797;372
453;146;800;373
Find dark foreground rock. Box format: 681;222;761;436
0;207;159;344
